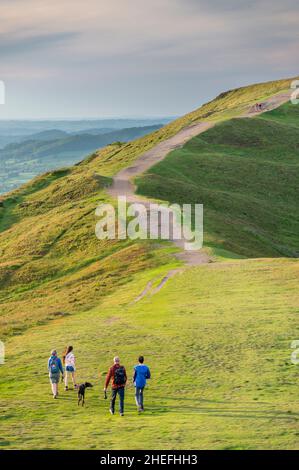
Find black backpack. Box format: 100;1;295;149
114;366;126;385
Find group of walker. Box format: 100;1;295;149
48;347;151;415
254;102;265;112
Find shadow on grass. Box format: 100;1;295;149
146;403;298;420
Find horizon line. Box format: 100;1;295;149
0;115;178;122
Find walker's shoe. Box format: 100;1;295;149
64;386;68;391
53;395;58;399
109;409;115;415
120;412;124;416
138;406;142;413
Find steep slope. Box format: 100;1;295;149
0;76;299;451
136;102;299;258
0;167;175;337
0;76;297;337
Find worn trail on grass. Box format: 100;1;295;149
108;91;292;299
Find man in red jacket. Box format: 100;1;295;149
104;356;127;416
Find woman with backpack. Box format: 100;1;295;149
63;345;77;391
48;349;64;399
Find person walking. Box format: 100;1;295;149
133;355;151;412
63;345;77;391
48;349;64;399
104;356;127;416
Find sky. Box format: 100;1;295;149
0;0;298;119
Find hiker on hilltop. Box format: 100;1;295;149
133;356;151;412
104;356;127;416
63;345;77;391
48;349;64;399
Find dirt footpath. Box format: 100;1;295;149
108;91;292;266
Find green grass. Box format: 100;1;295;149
0;258;298;449
0;164;176;338
136;102;299;258
1;77;296;338
257;101;299;129
0;76;299;450
79;76;297;177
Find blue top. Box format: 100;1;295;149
133;364;151;388
48;355;64;374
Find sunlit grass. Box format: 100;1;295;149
0;77;298;450
136;103;299;258
0;258;298;449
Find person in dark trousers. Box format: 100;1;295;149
133;355;151;412
104;356;127;416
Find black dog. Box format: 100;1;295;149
77;382;93;406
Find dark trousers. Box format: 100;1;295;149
111;387;125;414
135;387;144;409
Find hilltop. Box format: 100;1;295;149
0;75;296;336
0;76;298;450
136;102;299;258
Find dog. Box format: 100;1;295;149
77;382;93;406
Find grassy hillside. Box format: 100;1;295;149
0;165;177;338
1;258;298;449
136;102;299;258
79;76;296;176
0;77;298;450
0;77;295;338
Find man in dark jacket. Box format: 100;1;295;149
104;356;127;416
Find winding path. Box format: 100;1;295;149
108;90;291;271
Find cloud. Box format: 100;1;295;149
0;31;79;57
0;0;298;118
175;0;299;13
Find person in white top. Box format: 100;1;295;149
62;345;77;391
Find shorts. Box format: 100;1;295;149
49;372;60;384
65;365;75;372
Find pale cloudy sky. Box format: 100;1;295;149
0;0;298;119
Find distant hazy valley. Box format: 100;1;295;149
0;118;171;194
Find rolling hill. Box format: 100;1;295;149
0;76;298;450
136;102;299;258
0;125;164;160
0;124;164;195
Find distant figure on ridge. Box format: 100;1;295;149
133;355;151;412
104;356;127;416
48;349;64;399
62;345;77;391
